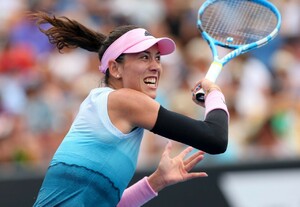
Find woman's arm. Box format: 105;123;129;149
150;90;228;154
151;107;228;154
108;81;229;154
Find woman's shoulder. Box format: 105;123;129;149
90;87;114;95
82;87;115;105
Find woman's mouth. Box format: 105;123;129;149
144;77;157;88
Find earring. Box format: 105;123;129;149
116;74;120;78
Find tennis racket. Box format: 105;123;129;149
195;0;281;102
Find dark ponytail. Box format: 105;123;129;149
30;11;139;86
30;11;139;60
30;11;104;53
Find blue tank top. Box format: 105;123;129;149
51;87;144;193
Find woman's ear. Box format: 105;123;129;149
108;60;122;79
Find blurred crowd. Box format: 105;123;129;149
0;0;299;169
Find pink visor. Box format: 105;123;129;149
99;28;176;73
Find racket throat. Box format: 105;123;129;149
205;61;223;83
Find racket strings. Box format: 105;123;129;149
200;0;278;45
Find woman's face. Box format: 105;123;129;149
120;45;162;99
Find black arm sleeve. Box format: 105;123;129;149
150;106;228;154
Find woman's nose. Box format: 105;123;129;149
150;59;161;71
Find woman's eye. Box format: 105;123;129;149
139;55;148;60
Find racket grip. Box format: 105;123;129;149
196;89;205;102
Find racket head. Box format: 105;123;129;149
195;0;281;103
197;0;281;51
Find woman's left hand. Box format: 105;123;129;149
148;141;207;192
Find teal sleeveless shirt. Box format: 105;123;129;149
51;87;144;194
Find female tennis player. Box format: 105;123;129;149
32;12;229;206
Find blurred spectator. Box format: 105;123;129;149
280;0;300;38
47;48;90;84
243;115;296;160
235;57;273;119
9;15;54;60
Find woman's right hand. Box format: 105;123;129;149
191;79;221;107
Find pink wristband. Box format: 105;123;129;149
117;177;158;207
204;90;229;120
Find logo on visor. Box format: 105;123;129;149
144;31;152;36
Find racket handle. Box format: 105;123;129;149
195;61;223;102
196;89;205;102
